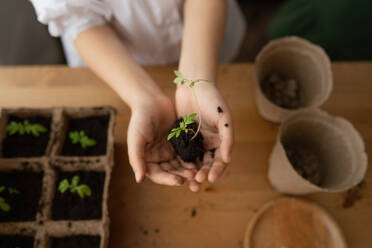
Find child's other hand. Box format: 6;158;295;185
175;82;233;192
127;96;195;186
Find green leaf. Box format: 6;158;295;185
85;138;96;147
174;70;183;78
32;124;47;136
6;122;18;135
167;132;176;140
171;128;178;132
0;197;11;212
69;131;80;144
58;179;70;193
76;184;91;199
180;122;185;129
173;77;182;84
176;130;181;138
0;186;5;193
190;81;195;88
18;124;25;135
189;113;197;120
71;176;80;187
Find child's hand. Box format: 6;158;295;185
175;82;233;192
127;96;195;186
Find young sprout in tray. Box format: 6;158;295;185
58;176;92;199
69;131;96;149
172;70;210;139
0;186;21;212
6;120;47;136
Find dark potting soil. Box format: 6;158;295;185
61;115;109;156
169;119;205;163
0;235;34;248
51;235;100;248
284;143;322;186
52;170;105;220
0;171;43;222
2;115;51;158
260;73;301;109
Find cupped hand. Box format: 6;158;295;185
127;96;195;186
175;81;233;192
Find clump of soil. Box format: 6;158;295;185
342;181;364;208
51;236;100;248
0;235;34;248
284;143;322;186
61;115;109;156
52;171;105;220
169;119;205;163
2;115;51;158
260;73;301;109
0;171;43;222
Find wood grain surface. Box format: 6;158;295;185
0;63;371;247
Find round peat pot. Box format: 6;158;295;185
268;109;367;195
254;36;333;122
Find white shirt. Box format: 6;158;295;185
30;0;246;67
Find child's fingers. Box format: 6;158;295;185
160;163;195;180
218;113;233;163
189;180;201;192
127;131;146;183
208;150;227;183
146;163;184;186
195;164;212;183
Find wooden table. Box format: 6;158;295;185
0;63;371;247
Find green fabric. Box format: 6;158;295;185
268;0;372;60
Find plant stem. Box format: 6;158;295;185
191;86;202;140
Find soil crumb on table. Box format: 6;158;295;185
342;181;364;208
191;208;197;218
284;143;322;186
260;73;301;109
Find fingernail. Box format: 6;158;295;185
135;172;141;183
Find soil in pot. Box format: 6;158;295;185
0;171;43;222
2;115;52;158
0;235;34;248
169;119;205;163
260;73;301;109
61;115;109;156
51;235;100;248
284;143;322;186
52;170;105;220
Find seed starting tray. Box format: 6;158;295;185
0;107;116;248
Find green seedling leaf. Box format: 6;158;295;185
0;186;5;193
69;131;96;149
58;179;70;193
6;120;47;136
0;197;11;212
167;132;176;141
58;176;92;199
71;176;80;187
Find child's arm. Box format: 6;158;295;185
75;25;194;186
176;0;233;192
75;25;164;109
178;0;227;81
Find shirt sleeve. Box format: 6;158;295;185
30;0;112;40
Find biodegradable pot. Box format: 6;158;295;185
268;109;367;195
0;107;116;248
254;36;333;122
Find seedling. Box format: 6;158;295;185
69;131;96;149
0;186;20;212
172;70;210;139
58;176;92;199
167;113;196;140
6;120;47;136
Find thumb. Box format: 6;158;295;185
127;122;146;183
